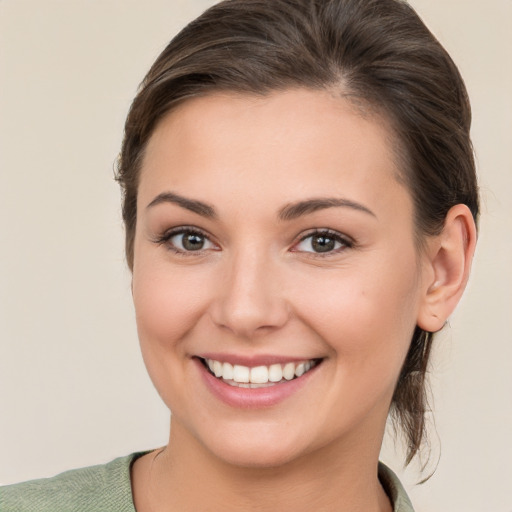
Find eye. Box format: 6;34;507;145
293;230;351;254
156;227;217;254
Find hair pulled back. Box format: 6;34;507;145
116;0;479;464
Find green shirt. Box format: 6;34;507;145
0;453;414;511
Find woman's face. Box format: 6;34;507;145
132;89;432;467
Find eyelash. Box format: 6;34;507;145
153;227;353;257
293;229;353;256
152;226;216;257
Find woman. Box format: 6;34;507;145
1;0;478;510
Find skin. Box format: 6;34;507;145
129;89;476;511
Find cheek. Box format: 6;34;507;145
131;255;217;412
292;262;420;429
132;256;213;353
291;255;420;373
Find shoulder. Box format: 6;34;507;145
378;462;415;512
0;452;147;512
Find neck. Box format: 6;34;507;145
137;418;392;512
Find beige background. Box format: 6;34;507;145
0;1;511;510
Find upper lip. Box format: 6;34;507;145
196;353;322;367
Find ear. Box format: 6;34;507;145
417;204;477;333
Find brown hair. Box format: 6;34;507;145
116;0;479;465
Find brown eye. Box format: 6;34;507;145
311;234;336;253
168;230;215;252
181;233;205;250
294;230;350;254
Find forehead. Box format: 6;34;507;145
138;88;408;214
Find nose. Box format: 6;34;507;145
209;250;290;339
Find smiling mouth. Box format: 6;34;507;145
199;357;322;388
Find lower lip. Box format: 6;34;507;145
194;358;320;409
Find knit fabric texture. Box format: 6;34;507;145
0;453;144;512
1;453;414;511
379;463;415;512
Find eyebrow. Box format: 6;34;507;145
146;192;217;218
146;192;375;221
278;197;376;221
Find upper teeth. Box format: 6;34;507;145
205;358;317;385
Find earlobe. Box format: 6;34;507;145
417;204;477;333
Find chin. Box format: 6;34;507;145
191;421;312;469
210;439;304;469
